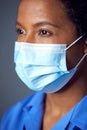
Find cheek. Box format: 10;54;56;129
17;36;24;42
35;35;60;44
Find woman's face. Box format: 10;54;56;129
16;0;84;69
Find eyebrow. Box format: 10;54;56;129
16;21;59;29
33;21;59;28
16;21;23;27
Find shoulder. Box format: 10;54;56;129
0;92;36;130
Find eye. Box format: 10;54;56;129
39;29;53;36
16;28;26;35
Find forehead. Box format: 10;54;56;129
19;0;65;10
17;0;76;35
17;0;67;23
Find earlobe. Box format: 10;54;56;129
84;39;87;53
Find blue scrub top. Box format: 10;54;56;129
1;92;87;130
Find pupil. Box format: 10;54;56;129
17;29;23;34
42;30;47;34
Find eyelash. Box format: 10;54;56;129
38;29;53;36
16;28;26;35
16;28;53;37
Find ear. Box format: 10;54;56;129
84;39;87;53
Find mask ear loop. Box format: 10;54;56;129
74;53;87;69
65;33;87;69
65;33;87;51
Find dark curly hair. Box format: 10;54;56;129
61;0;87;35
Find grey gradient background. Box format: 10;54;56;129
0;0;32;120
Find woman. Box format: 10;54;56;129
1;0;87;129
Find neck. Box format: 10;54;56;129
45;76;87;116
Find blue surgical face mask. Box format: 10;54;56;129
14;34;87;93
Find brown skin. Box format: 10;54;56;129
16;0;87;129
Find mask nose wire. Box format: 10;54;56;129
65;33;87;51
